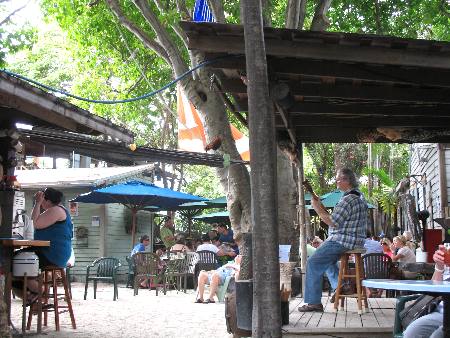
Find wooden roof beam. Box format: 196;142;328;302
217;78;450;103
188;35;450;69
242;101;450;116
208;56;450;88
282;115;450;128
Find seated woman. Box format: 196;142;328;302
380;238;394;258
392;235;416;279
170;237;191;252
392;235;416;263
13;188;73;304
195;255;242;304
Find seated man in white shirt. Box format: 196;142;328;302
196;233;226;256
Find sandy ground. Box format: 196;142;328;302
10;282;234;338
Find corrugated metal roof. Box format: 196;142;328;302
15;164;154;188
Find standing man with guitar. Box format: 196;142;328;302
298;168;368;312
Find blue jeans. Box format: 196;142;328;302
304;240;348;304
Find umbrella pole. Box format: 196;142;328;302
131;208;137;249
188;216;192;238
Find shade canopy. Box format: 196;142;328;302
205;196;227;207
319;190;375;209
71;180;206;248
71;180;206;208
193;211;230;224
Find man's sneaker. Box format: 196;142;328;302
298;303;324;312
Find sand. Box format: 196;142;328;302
10;282;234;338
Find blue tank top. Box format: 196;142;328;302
34;206;73;267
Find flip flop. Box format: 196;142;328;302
203;299;215;304
195;299;204;303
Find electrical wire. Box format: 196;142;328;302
0;54;236;105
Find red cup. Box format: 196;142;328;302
444;244;450;265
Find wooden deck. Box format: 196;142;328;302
283;294;395;337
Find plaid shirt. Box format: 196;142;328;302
328;189;368;249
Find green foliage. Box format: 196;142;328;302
182;165;225;199
360;167;398;218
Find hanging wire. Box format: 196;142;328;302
1;54;236;105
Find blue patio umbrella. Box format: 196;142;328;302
71;180;206;247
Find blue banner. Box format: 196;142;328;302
193;0;215;22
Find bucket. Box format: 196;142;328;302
13;252;39;277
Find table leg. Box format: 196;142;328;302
443;294;450;338
22;274;27;333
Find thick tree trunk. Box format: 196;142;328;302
242;0;281;336
180;73;252;234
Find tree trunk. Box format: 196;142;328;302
277;149;297;244
285;0;307;29
181;72;252;234
242;0;281;336
311;0;332;31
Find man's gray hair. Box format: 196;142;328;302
339;168;358;188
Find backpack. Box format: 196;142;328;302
399;295;441;329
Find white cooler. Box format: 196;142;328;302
13;252;39;277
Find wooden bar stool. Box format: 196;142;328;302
27;266;76;331
333;249;368;314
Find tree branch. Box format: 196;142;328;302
132;0;189;77
285;0;307;29
176;0;192;21
261;0;272;26
373;0;383;34
207;0;226;23
441;0;450;18
106;0;171;65
310;0;332;31
0;1;29;27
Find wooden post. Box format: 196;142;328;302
242;1;281;336
296;145;308;297
100;204;107;257
0;126;16;338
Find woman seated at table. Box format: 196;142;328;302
403;245;447;338
13;188;73;304
380;238;394;258
392;235;416;263
170;237;191;252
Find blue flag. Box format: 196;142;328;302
193;0;215;22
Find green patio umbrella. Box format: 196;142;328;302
205;196;227;208
193;211;230;224
156;201;218;237
320;190;375;209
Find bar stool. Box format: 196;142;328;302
333;248;368;314
27;266;76;331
